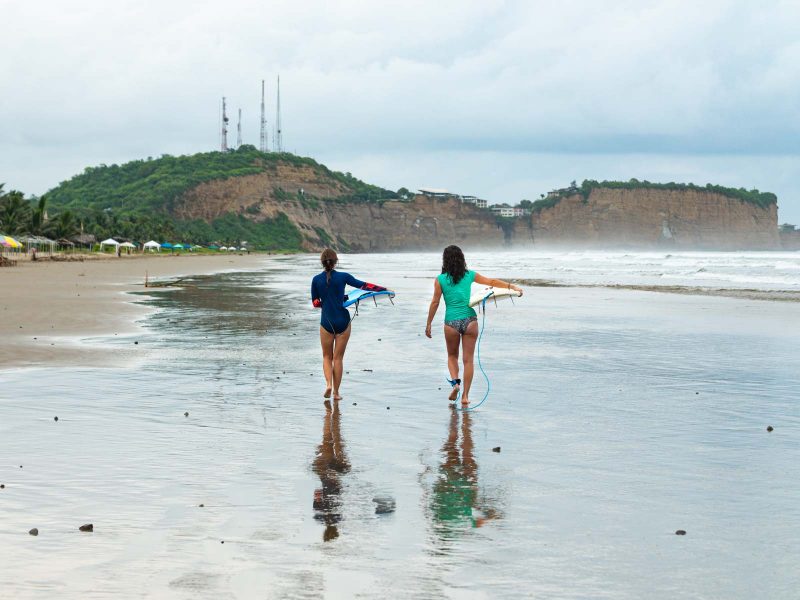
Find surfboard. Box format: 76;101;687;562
343;289;396;308
468;286;521;308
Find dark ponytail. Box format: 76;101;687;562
320;248;338;283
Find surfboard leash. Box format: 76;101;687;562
451;293;493;412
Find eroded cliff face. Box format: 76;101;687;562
173;166;780;251
172;166;504;251
517;188;779;249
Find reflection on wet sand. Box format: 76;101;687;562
312;400;350;542
429;407;501;545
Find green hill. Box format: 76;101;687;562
45;146;398;249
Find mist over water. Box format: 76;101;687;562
1;251;799;599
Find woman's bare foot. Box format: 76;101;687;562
448;384;460;401
323;386;332;398
461;396;470;406
333;390;342;401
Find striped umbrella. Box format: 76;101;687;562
1;235;23;248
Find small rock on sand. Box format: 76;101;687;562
767;426;774;432
29;528;39;536
134;341;138;345
492;447;501;453
220;540;225;544
373;496;396;515
675;530;686;535
1;484;5;489
352;402;357;406
54;416;58;422
184;412;189;417
386;406;390;410
79;524;93;532
199;504;204;507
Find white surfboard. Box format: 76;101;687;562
468;286;522;308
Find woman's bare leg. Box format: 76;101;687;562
460;321;479;405
332;325;351;400
320;327;334;398
444;325;461;400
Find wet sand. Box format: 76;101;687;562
0;253;269;368
1;253;799;598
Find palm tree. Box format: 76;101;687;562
48;210;78;239
0;190;31;235
30;195;48;235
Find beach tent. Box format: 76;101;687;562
120;242;136;249
143;240;161;252
161;242;173;249
228;246;237;251
99;238;120;250
173;243;185;249
208;245;219;250
219;246;228;251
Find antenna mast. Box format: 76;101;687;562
275;75;283;153
220;97;229;152
259;79;268;152
236;108;242;148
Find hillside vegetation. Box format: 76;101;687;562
533;179;778;213
43;146;397;249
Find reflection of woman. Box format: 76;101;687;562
311;248;389;401
312;400;350;542
431;407;499;536
425;245;522;405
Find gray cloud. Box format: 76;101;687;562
1;0;799;221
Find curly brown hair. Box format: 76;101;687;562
441;245;467;284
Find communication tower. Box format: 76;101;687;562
236;108;242;148
220;97;229;152
275;75;283;153
259;80;268;152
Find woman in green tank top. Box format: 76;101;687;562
425;245;523;405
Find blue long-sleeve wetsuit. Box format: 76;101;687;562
311;270;385;334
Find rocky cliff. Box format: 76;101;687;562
173;165;504;251
514;188;779;250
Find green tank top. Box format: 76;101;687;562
437;270;477;321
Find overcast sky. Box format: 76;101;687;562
2;0;799;222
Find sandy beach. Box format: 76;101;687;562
0;253;269;368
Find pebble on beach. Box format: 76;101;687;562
675;530;686;535
134;341;138;345
492;447;501;453
1;484;5;489
29;528;39;536
373;496;396;515
387;406;390;410
54;416;58;422
352;402;357;406
79;524;93;532
184;412;189;417
767;425;774;432
199;504;204;507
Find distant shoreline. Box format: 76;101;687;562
513;279;800;303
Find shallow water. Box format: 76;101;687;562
2;252;800;599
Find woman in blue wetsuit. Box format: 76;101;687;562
311;248;388;401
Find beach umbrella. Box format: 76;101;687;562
219;246;228;250
1;234;23;248
173;243;184;249
120;242;136;248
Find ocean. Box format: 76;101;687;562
2;251;799;599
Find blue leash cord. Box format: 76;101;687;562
448;295;491;412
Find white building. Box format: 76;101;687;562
461;195;488;209
490;205;516;218
418;188;454;199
